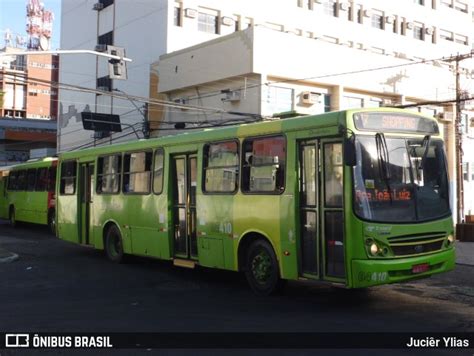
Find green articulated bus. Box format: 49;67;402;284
56;108;455;295
0;158;57;232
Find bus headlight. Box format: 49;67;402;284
370;243;379;256
447;234;454;245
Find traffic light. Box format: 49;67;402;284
107;46;127;80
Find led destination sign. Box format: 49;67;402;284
353;112;439;134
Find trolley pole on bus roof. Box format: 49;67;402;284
442;51;473;224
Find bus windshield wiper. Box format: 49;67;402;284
419;135;431;170
375;133;392;202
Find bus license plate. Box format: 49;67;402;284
412;263;429;274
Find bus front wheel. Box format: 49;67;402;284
105;225;125;263
245;239;284;296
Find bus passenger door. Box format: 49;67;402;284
321;140;345;281
171;154;198;261
298;140;320;278
79;162;94;245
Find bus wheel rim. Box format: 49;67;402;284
251;251;272;285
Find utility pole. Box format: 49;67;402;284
443;51;473;224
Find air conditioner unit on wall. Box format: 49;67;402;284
222;91;241;102
363;9;371;17
221;16;234;26
92;3;104;11
425;27;434;35
339;3;349;11
300;91;320;105
436;112;454;123
385;16;395;24
185;8;197;18
406;22;414;30
173;98;189;110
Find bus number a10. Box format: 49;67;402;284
219;222;232;234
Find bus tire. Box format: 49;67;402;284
105;225;125;263
245;239;284;296
9;207;16;228
48;209;56;235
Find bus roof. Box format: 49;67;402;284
7;157;58;171
59;108;437;160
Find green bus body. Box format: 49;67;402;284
1;158;57;229
56;108;455;292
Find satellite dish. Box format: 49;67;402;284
39;35;49;50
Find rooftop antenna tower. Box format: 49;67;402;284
26;0;54;51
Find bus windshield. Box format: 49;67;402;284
353;135;450;223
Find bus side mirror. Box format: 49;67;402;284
344;135;356;167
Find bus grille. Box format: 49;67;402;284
387;232;446;257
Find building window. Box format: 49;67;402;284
463;162;469;181
174;6;182;26
97;76;112;92
413;23;424;40
414;0;425;5
203;141;239;193
439;29;454;41
356;4;363;24
265;86;294;114
198;10;218;34
371;11;384;30
440;0;453;7
123;151;152;194
98;31;113;45
455;34;468;45
242;136;286;194
97;155;121;194
454;1;468;13
324;0;337;17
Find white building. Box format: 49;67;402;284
59;0;473;218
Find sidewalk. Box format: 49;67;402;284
455;241;474;266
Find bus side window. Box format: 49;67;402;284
123;151;152;194
27;169;37;191
242;136;286;194
17;170;27;191
97;155;121;194
36;168;48;191
60;161;77;195
153;149;164;194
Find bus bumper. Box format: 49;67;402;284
351;248;455;288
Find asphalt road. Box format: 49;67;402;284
0;222;473;355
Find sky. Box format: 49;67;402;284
0;0;61;49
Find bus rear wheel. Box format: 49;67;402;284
105;225;125;263
245;239;284;296
9;207;16;228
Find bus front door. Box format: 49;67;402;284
171;154;198;261
79;162;94;245
321;140;345;282
298;140;345;282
